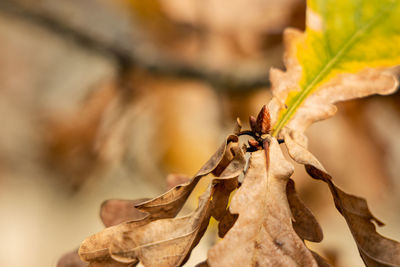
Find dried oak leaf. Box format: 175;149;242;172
267;0;400;170
108;143;245;266
217;210;238;239
100;198;150;227
57;249;132;267
286;178;323;243
109;184;215;266
208;138;318;267
87;259;134;267
79;135;245;266
79;223;143;266
309;250;332;267
306;165;400;267
133;135;239;220
264;1;400;265
286;179;332;266
195;261;209;267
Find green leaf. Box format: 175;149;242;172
272;0;400;136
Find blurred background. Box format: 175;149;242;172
0;0;399;266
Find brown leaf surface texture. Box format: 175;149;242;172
208;138;318;267
306;165;400;267
264;26;400;266
88;259;134;267
79;135;246;266
217;210;238;238
109;144;245;266
268;28;398;171
100;199;150;227
134;135;239;220
286;179;323;243
309;250;332;267
79;223;142;265
286;179;332;266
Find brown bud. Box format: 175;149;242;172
248;139;259;148
249;115;257;132
255;105;271;134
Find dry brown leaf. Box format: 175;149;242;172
79;135;246;266
286;178;323;243
107;144;245;266
286;179;332;266
210;144;246;221
249;115;257;132
134;135;239;220
110;184;215;266
195;261;209;267
211;140;245;237
100;199;150;227
306;165;400;266
217;210;238;238
88;259;134;267
265;26;400;265
268;29;398;172
79;223;144;265
310;250;332;267
208;138;318;267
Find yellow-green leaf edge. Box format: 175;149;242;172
272;0;400;136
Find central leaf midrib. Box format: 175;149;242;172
272;3;393;137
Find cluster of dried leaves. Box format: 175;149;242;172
58;1;400;265
77;133;245;266
59;103;400;266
